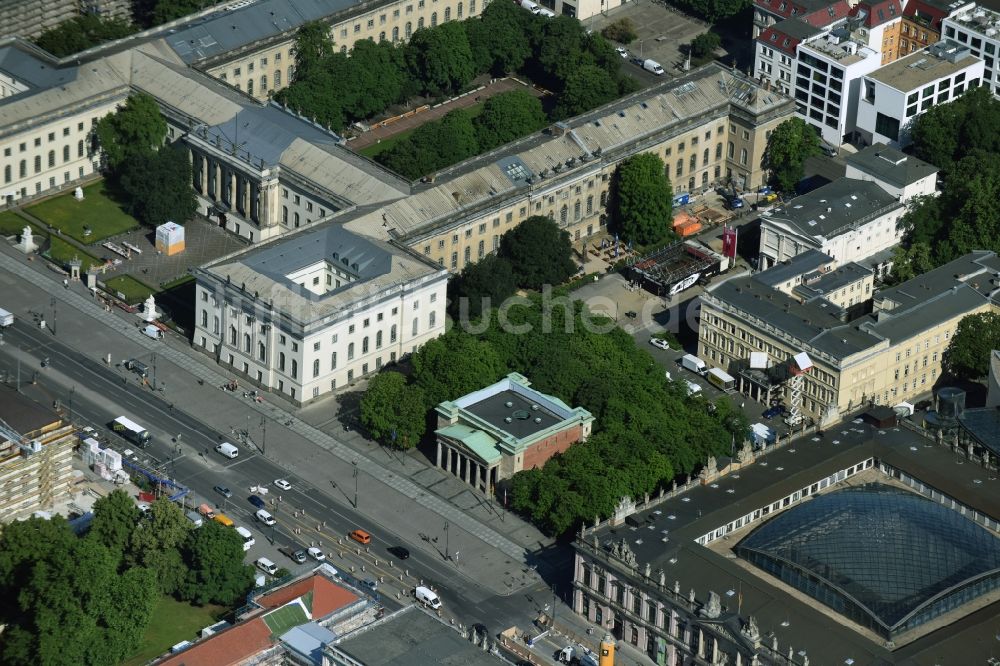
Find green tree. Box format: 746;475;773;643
378;109;478;179
449;254;517;319
910;86;1000;175
690;31;721;58
670;0;751;21
95;93;167;170
88;488;139;556
151;0;206;27
601;18;637;44
360;372;428;449
474;91;547;151
341;40;408;119
34;15;135;57
465;1;535;75
179;521;255;606
291;20;336;82
535;16;588;89
498;216;578;289
552;64;619;119
407;23;476;96
943;312;1000;380
763;117;821;192
126;499;191;595
119;143;197;226
411;333;506;408
0;517;76;626
612;152;674;246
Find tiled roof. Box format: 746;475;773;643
257;574;359;618
853;0;904;28
156;617;273;666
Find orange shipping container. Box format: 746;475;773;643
676;221;702;237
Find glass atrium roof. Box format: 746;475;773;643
736;483;1000;632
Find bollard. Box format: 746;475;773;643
389;560;394;568
361;565;366;572
379;575;384;583
350;565;355;572
399;574;404;581
316;523;321;532
374;559;379;566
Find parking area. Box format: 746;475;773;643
588;2;718;77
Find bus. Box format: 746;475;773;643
707;368;736;392
111;416;151;448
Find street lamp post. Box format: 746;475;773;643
50;297;56;336
444;521;450;561
68;385;75;424
353;460;358;508
260;416;266;456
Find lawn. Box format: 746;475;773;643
104;274;154;304
0;210;28;236
358;102;486;159
262;602;308;637
47;235;102;272
26;181;139;245
122;596;227;666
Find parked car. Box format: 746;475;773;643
762;405;786;420
307;547;326;561
649;338;671;350
387;546;410;560
214;485;232;499
248;494;266;509
631;57;644;66
279;545;307;563
349;529;371;545
616;46;628;58
727;196;745;210
274;479;292;491
914;399;933;412
362;578;378;591
255;509;276;526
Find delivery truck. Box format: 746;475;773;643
0;307;13;327
642;59;665;75
680;354;707;375
707;367;736;392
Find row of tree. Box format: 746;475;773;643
277;2;638;138
95;93;197;227
891;87;1000;281
376;91;547;179
34;14;136;57
0;490;254;664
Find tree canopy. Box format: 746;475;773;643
690;31;722;58
612;152;674;245
95;93;167;170
448;253;518;320
498;216;578;290
360;371;428;449
943;312;1000;380
407;23;477;97
602;18;637;44
890;88;1000;280
669;0;752;21
474;91;547;152
119;143;197;227
763;117;821;192
34;15;136;57
179;521;255;606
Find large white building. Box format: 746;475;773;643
856;41;984;146
193;225;448;404
942;4;1000;96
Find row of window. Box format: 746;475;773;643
2;141;88;184
1;120;91;159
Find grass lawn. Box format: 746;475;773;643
262;602;308;637
359;102;486;159
0;210;28;236
26;181;139;245
47;235;102;272
122;596;227;666
104;275;154;304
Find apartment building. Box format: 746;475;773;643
756;19;824;94
0;386;76;522
0;0;78;40
942;3;1000;95
856;41;984;147
899;0;962;57
698;250;1000;421
343;65;796;272
752;0;852;38
165;0;485;103
192;224;448;403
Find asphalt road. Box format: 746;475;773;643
0;317;559;639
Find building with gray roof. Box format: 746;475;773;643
699;251;1000;423
758;178;906;276
192;223;447;405
434;373;594;494
844;142;938;200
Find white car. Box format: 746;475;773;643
274;479;291;491
649;338;671;350
616;46;628;58
307;547;326;561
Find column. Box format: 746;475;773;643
436;441;442;468
212;161;221;201
200;155;207;194
250;181;259;223
229;170;237;208
465;460;474;486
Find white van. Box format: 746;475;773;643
235;526;255;551
684;380;702;397
255;509;276;526
215;442;239;459
255;557;277;575
141;324;163;340
415;585;442;609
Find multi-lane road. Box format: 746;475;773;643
0;316;564;637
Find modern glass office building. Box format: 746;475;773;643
736;483;1000;639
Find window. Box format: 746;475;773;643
367;18;374;28
412;317;419;336
243;333;251;352
19;160;25;178
258;342;266;361
331;352;338;369
444;6;450;20
431;12;437;26
390;324;397;343
348;342;355;360
740;148;748;165
362;336;369;353
875;112;900;139
675;159;683;177
275;69;281;86
247;79;254;96
313;359;320;377
291;360;297;379
279;352;286;371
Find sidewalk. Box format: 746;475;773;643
0;243;542;595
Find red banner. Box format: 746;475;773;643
722;225;738;258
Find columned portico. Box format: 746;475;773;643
435;439;496;494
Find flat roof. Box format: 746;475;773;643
584;420;1000;663
0;385;60;437
794;262;871;300
753;249;834;288
762;178;902;241
462;389;565;441
334;606;507;666
845;143;938;189
770;17;826;40
868;45;982;91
